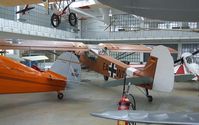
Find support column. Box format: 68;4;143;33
140;52;144;64
177;43;182;59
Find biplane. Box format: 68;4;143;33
174;50;199;81
0;0;78;27
0;39;188;102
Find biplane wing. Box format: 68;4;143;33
91;110;199;125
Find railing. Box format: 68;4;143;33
81;30;199;41
0;18;79;39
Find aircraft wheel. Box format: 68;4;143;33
147;95;153;102
104;76;109;81
57;93;64;100
51;13;61;27
68;12;77;26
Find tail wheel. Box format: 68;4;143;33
51;13;61;27
104;75;109;81
57;93;64;100
68;12;77;26
147;95;153;102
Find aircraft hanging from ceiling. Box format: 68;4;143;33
0;0;78;27
0;39;193;102
98;0;199;22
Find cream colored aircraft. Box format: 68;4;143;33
0;0;77;27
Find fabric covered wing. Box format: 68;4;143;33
175;74;195;82
0;39;88;52
102;76;153;87
91;110;199;125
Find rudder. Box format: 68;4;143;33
50;52;81;87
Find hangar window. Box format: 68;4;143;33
109;14;199;32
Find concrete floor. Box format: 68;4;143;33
0;70;199;125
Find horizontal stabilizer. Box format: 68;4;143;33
102;77;153;88
91;110;199;125
175;74;195;82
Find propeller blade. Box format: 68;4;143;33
174;58;182;64
192;50;199;56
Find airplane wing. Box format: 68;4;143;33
102;76;153;88
98;43;177;53
91;110;199;125
175;74;196;82
0;0;56;6
98;43;152;53
102;74;195;88
0;39;88;52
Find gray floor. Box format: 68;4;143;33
0;70;199;125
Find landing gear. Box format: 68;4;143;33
51;13;60;27
147;95;153;102
57;92;64;100
69;12;77;26
145;88;153;102
50;0;77;28
104;75;109;81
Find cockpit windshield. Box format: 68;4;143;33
85;50;98;61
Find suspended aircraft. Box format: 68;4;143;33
15;5;35;15
0;51;81;100
0;0;78;27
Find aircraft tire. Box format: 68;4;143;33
69;12;77;26
57;93;64;100
104;76;109;81
147;95;153;102
51;13;61;28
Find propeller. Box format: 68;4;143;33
174;49;199;64
192;49;199;56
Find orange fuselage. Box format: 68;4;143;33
0;56;66;94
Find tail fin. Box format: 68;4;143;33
138;56;158;78
150;45;174;92
50;52;81;87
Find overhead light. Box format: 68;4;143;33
109;9;112;17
